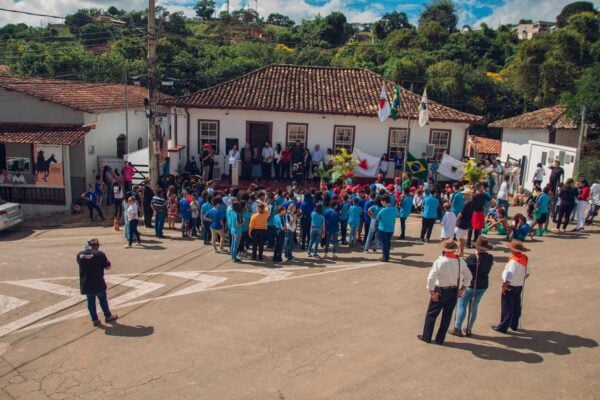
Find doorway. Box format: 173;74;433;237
246;122;272;152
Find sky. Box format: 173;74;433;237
0;0;596;28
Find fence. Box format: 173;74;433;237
0;185;66;205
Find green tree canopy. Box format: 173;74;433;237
419;0;458;33
556;1;598;27
194;0;216;21
266;13;295;27
372;11;412;40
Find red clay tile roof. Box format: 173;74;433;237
0;76;151;113
0;122;91;145
163;64;483;123
468;135;501;155
489;105;577;129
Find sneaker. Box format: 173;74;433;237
448;328;463;337
105;314;118;323
124;244;132;249
92;320;101;327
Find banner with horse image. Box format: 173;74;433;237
33;144;64;187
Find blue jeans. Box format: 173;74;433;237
86;291;111;322
267;226;276;248
307;230;321;256
378;230;392;261
284;230;294;260
497;199;510;217
181;218;191;236
155;212;165;238
349;224;358;244
363;219;380;251
324;231;338;254
455;288;487;330
230;232;241;261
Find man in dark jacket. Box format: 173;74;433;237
143;180;155;228
77;238;118;326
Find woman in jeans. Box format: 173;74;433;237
284;204;298;261
307;204;325;257
125;196;141;248
449;236;494;337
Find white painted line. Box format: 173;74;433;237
0;295;28;315
160;272;227;299
3;280;80;297
103;276;164;307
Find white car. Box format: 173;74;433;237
0;199;23;231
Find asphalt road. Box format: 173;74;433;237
0;215;598;399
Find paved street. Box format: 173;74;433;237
0;216;598;400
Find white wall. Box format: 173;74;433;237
82;110;147;185
175;108;470;176
0;89;83;124
556;129;579;148
500;128;549;163
525;141;576;191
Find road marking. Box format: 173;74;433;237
0;295;28;315
0;263;382;337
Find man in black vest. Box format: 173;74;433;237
77;238;118;326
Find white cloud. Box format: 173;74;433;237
476;0;575;27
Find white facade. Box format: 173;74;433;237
524;141;576;191
169;108;470;178
500;128;579;163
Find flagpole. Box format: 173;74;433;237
402;82;414;180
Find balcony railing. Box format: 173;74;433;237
0;185;66;206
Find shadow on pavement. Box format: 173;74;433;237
477;329;599;356
449;342;543;363
0;227;35;241
101;321;154;338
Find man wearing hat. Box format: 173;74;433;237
492;240;531;333
419;239;472;345
77;239;118;326
450;236;494;337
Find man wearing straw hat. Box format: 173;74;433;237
449;236;494;337
492;240;531;333
77;238;118;327
418;238;472;345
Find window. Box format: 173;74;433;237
286;123;308;147
388;128;409;159
137;137;143;150
429;129;451;160
198;120;219;154
116;135;126;159
5;143;32;173
333;125;355;153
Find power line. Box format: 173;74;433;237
0;7;64;19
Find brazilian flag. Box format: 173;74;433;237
405;152;428;180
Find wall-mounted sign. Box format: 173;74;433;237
33;144;64;187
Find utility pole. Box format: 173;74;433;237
573;105;587;179
148;0;159;186
402;82;414;178
124;63;129;153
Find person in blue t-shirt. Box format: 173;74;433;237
266;195;276;249
511;213;530;241
203;200;224;253
180;195;192;238
307;204;325;257
300;192;315;249
200;194;213;244
324;201;340;257
398;188;413;240
393;153;404;178
534;186;551;236
81;184;105;222
339;194;351;244
451;183;464;216
272;205;286;263
348;197;362;246
377;195;397;262
229;201;244;263
364;198;382;252
420;188;440;242
362;193;376;243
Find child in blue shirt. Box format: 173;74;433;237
307;204;325;257
420;188;440;242
348;198;362;246
364;198;381;252
200;195;213;244
398;188;413;240
273;205;286;263
203;200;224;253
339;194;350;244
377;195;397;262
179;195;192;238
324;201;340;257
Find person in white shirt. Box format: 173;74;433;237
261;142;273;180
11;171;26;184
418;239;472;345
125;196;141;248
227;144;240;184
492;240;531;333
311;144;324;175
533;163;545;187
440;203;457;240
585;181;600;225
496;174;511;216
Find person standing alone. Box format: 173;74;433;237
77;238;118;326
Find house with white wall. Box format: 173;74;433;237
0;77;153;214
490;105;578;190
161;64;483;180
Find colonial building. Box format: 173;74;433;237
0;77;152;214
162;64;483;179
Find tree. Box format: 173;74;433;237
426;60;463;102
417;20;449;50
386;28;418;51
556;1;598;27
194;0;216;21
320;12;354;47
419;0;458;33
163;11;190;35
561;64;600;126
266;13;295;27
372;11;412;39
566;12;600;43
107;7;125;17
